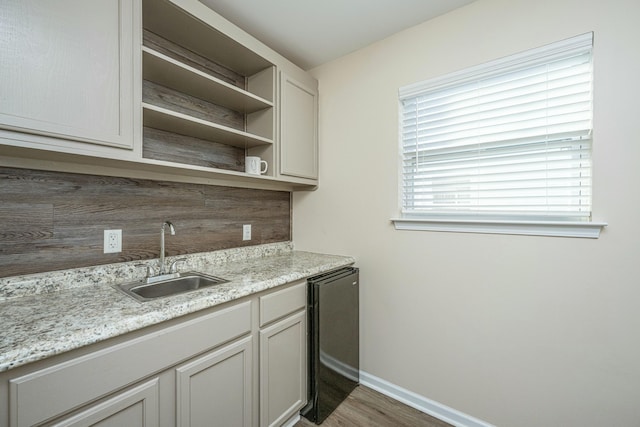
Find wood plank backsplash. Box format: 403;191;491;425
143;127;245;171
0;167;291;278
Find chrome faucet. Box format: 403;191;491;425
159;221;175;275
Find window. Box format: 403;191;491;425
393;32;606;238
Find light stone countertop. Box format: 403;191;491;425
0;243;354;372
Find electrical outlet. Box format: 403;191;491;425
242;224;251;241
104;229;122;253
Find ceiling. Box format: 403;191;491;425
199;0;476;70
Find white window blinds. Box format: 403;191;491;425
400;33;593;221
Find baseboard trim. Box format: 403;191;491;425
281;412;300;427
359;371;495;427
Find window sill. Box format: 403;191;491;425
391;218;607;238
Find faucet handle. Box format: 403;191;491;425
135;263;155;278
169;258;187;274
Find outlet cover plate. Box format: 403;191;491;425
104;229;122;253
242;224;251;241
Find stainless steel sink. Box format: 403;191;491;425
116;272;229;302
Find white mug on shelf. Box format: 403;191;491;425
245;156;268;175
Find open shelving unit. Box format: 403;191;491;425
141;0;276;176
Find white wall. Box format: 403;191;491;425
292;0;640;425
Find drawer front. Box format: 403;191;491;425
50;378;160;427
259;281;306;327
10;301;251;427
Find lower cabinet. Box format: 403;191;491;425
0;280;310;427
258;282;307;427
260;311;306;427
175;336;253;427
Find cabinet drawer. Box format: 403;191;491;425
259;281;306;327
50;378;159;427
9;301;251;427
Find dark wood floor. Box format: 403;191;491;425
295;385;452;427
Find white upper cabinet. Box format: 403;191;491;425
279;72;318;180
0;0;137;150
0;0;319;190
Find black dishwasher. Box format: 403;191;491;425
301;267;359;424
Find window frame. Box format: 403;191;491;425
392;33;606;238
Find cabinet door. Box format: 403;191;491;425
49;379;159;427
0;0;136;149
279;72;318;180
260;310;307;427
175;336;253;427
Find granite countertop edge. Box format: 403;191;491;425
0;244;355;373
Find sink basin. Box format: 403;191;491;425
116;272;229;302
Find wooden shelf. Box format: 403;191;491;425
143;47;273;114
142;103;273;148
0;145;318;192
143;0;272;77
